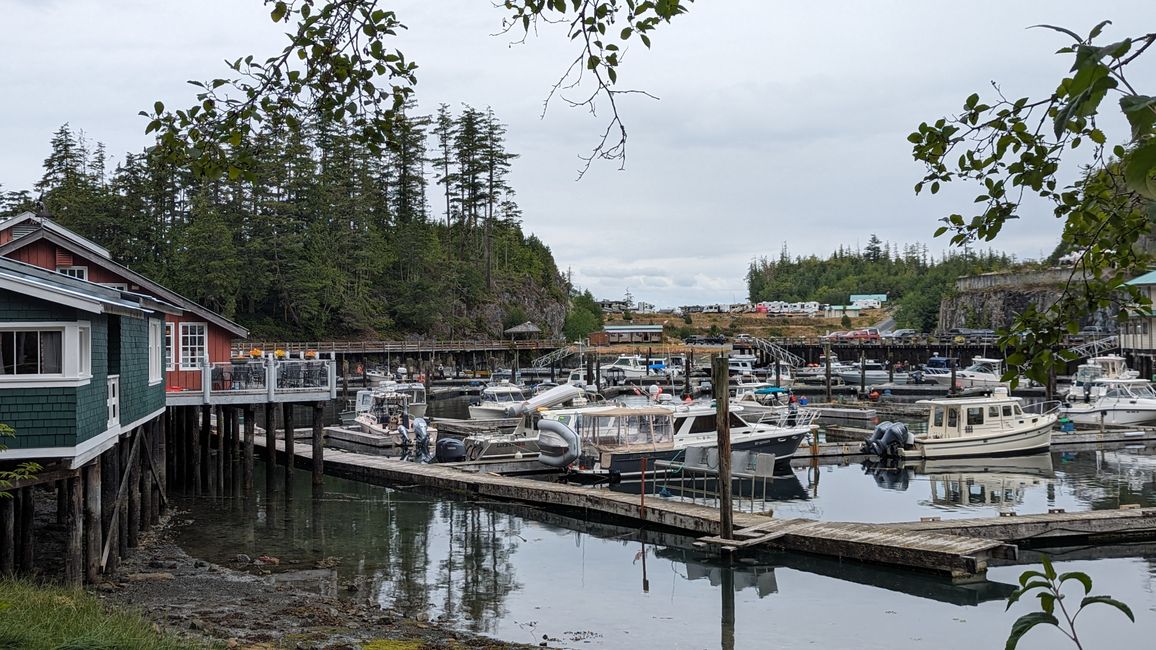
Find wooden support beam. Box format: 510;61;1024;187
264;402;276;467
243;406;255;493
312;402;324;488
64;476;83;586
101;431;143;570
83;461;102;583
283;402;294;496
100;446;119;575
155;415;167;519
128;430;141;548
138;428;152;534
711;354;733;541
199;405;210;494
117;439;129;558
17;487;33;574
0;495;14;576
215;406;224;497
138;428;169;510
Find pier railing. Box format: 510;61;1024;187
233;339;570;356
166;359;338;406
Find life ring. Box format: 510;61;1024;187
416;373;426;383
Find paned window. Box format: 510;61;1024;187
179;322;207;370
0;330;63;375
148;319;164;383
56;266;88;280
164;322;175;370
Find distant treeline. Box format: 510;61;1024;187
746;235;1023;331
0;105;569;339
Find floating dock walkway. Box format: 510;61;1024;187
256;436;1156;581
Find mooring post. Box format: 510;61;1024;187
243;406;255;493
312;402;325;488
824;342;832;402
775;361;781;388
64;475;83;586
283;402;295;496
711;354;733;541
83;460;102;583
721;562;736;650
17;487;33;574
859;350;866;395
0;493;14;576
684;348;693;398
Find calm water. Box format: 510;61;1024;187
173;395;1156;649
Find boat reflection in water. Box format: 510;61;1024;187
861;453;1055;508
608;469;809;513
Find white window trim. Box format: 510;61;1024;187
0;320;91;388
148;320;163;385
56;265;88;280
98;282;129;291
178;321;208;370
164;322;176;371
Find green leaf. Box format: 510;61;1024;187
1038;593;1055;615
1041;556;1056;580
1081;596;1135;622
1005;612;1059;650
1120;95;1156;141
1030;24;1082;43
1124;140;1156;200
153;100;164;115
1089;129;1106;145
270;1;287;23
1018;570;1046;587
1059;571;1092;595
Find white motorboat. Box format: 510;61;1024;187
354;391;438;448
862;387;1058;459
795;355;854;383
1066;355;1141;400
468;380;529;419
1061;379;1156;426
837;360;908;385
730;383;791;423
376;380;428;418
600;354;683;380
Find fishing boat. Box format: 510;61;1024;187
376;380;428;417
795;355;853;383
837;360;908;385
599;354;682;380
468;380;529;419
457;384;592;460
861;387;1058;459
1066;355;1141;400
731;384;792;423
535;402;816;478
1061;379;1156;426
926;357;1007;389
354;391;438;448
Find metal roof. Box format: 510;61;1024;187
0;257;180;317
603;325;663;332
504;321;542;335
1126;270;1156;286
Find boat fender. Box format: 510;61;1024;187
536;419;581;468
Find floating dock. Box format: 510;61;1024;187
255;435;1156;581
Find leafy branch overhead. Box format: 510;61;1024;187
909;22;1156;385
146;0;691;180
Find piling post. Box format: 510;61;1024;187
200;405;211;493
154;417;166;520
684;348;693;398
127;430;141;548
243;406;255;493
823;342;832;402
711;354;733;541
312;402;325;488
17;487;33;574
83;460;102;583
265;401;276;496
283;402;295;495
215;406;224;496
100;446;119;574
64;475;83;586
775;361;781;388
139;429;152;532
0;494;13;576
859;350;866;395
117;438;130;558
950;357;957;394
56;479;67;524
721;563;736;650
342;358;349;398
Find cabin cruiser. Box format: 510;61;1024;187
837;360;908;385
468;380;529;419
731;384;792;423
376;380;427;418
1066;355;1141;400
861;387;1058;459
927;357;1008;389
534;402;816;478
795;355;854;383
354;391;438;449
1061;379;1156;426
600;354;683;380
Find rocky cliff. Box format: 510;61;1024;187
936;268;1102;331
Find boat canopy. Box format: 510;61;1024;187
754;386;790;395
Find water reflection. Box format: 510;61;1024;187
861;453;1054;510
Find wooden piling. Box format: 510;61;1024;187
711;355;733;541
199;405;211;493
823;342;832;402
215;406;224;496
17;487;33;574
139;429;152;532
264;402;276;467
64;475;83;586
117;439;129;558
283;403;294;495
100;445;119;575
0;494;13;575
243;406;255;493
312;402;325;488
56;479;67;524
127;430;141;548
83;461;102;583
154;417;165;521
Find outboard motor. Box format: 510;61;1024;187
412;418;431;463
536;419;581;468
397;424;412;461
860;421;913;458
435;437;467;463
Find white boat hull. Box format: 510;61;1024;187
837;370;909;385
1061;401;1156;426
913;416;1054;459
469;404;515;420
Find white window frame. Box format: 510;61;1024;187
148;319;163;385
164;322;176;371
56;266;88;280
179;322;208;370
0;321;91;388
98;282;129;291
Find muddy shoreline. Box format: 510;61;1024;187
96;513;539;649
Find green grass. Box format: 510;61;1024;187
0;580;204;650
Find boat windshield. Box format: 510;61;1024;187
562;411;675;447
485;388;525;402
611;357;640;368
964;362;998;374
1074;365;1104;384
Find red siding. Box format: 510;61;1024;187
0;229;10;245
164;313;236;392
9;239;56;268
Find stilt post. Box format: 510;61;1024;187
711;354;733;541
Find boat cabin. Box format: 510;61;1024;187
962;357;1003;375
551;406;675;450
479;381;527;403
919;390;1034;440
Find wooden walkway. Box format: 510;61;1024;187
261;438;1014;580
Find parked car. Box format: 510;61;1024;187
884;328;917;339
683;335;704;344
845;328;881;341
820;331;848;341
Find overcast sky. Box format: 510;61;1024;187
2;1;1152;308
